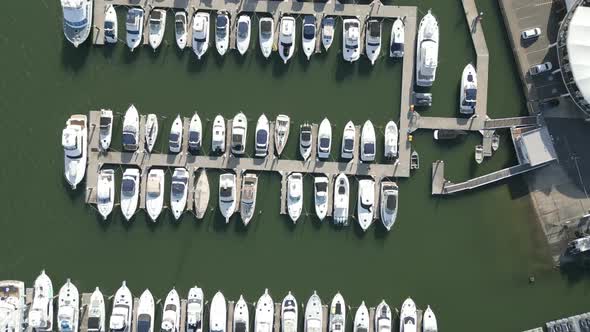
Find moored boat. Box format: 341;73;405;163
384;121;398;158
329;293;345;332
353;302;369;332
109;281;132;332
305;292;322;332
360;120;376;162
399;298;417;332
0;280;25;332
240;173;258;226
287;173;303;223
175;11;188;49
231;112;247;156
62;114;87;189
333;173;349;225
57;279;79;332
219;173;237;223
416;10;439;87
302;15;316;60
375;301;391;332
275;115;290;156
120;168;140;221
422;306;438;332
28;271;53;332
236;15;251;55
390;19;404;58
97;169;115;220
123;105;140;151
212;115;226;153
380;181;398;231
255;289;274;332
104;5;118;44
233;295;249;332
259;17;274;58
161;289;181;332
279;16;296;64
210;292;227;332
170;167;189;220
343;19;360;63
357;179;375;231
145;114;158;153
146;168;165;222
475;145;484;164
88;288;105;332
365;19;382;65
281;293;297;332
148;9;166;50
189;112;203;152
194;169;210;220
341;121;355;160
186;287;204;332
314;176;329;221
192;12;210;59
459;63;478;115
61;0;93;47
99;109;113;151
136;290;154;332
322;17;335;50
317;118;332;159
126;8;145;51
169;115;183;154
299;123;313;161
215;11;230;56
491;133;500;151
255;114;270;157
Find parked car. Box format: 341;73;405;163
529;62;552;76
521;27;541;40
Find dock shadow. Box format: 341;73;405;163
61;40;90;72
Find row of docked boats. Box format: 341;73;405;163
10;271;438;332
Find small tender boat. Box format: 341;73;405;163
341;121;355;160
189;112;203;152
475;144;484;164
314;176;329;221
212;115;226;153
210;292;227;332
299;123;313;161
192;12;210;60
305;292;322;332
104;5;118;44
390;19;404;58
169;115;183;154
88;288;105;332
171;168;189;220
186;287;204;332
343;18;360;63
123;105;140;151
259;17;274;58
194;169;210;220
0;280;24;332
279;16;296;64
281;292;298;332
109;282;132;332
61;0;93;47
215;11;230;56
57;279;79;332
380;181;398;231
231;112;247;155
136;290;154;332
148;9;166;50
374;301;391;332
422;306;438;332
492;133;500;151
317;118;332;159
329;293;345;332
360;120;376;162
28;270;53;332
255;114;270;157
126;8;145;51
353;302;369;332
146;168;165;222
357;179;375;231
410;151;419;170
287;173;303;223
219;173;237;223
255;289;274;332
62;114;87;189
145;114;158;153
233;296;249;332
99;109;113;150
240;173;258;226
275;115;290;156
120;168;140;221
161;289;181;332
433;129;466;140
236;15;251;55
322;17;335;51
365;19;382;65
302;15;316;60
460;63;478;115
333;173;349;225
97;169;115;220
175;11;188;50
384;121;398;158
416;10;439;87
399;298;417;332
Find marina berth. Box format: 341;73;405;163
375;301;392;332
99;109;113;151
399;298;417;332
88;288;105;332
459;63;478;115
255;115;270;157
193;12;211;59
322;17;335;51
302;15;317;60
353;302;369;332
175;11;188;50
62;114;87;189
281;292;298;332
120;168;140;221
215;12;230;56
236;15;251;55
240;173;258;225
146;169;165;222
109;281;132;332
255;289;274;332
343;19;361;63
194;170;210;220
366;19;382;65
279;16;296;64
136;290;155;332
126;8;145;51
97;169;115;220
169;115;184;154
233;296;249;332
186;287;204;332
145;114;158;153
390;19;405;58
104;5;118;44
219;173;237;222
259;17;274;59
148;9;167;50
0;280;25;332
122;105;140;152
305;292;322;332
162;289;181;332
61;0;93;47
189;113;203;152
416;10;439;87
329;293;346;332
28;271;53;332
210;292;227;332
171;168;189;220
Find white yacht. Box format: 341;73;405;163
192;12;210;59
62;114;87;189
343;19;360;63
171;168;189;220
231;112;247;155
28;271;53;332
287;173;303;223
314;176;329;221
322;17;335;50
146;168;165;222
279;16;296;64
353;303;369;332
97;169;115;220
333;173;349;225
380;181;398;231
136;290;154;332
255;114;270;157
104;5;118;44
384;121;398;158
329;293;345;332
422;306;437;332
275;115;290;156
233;296;249;332
475;144;484;164
194;170;210;220
255;289;273;332
189;112;203;152
460;63;478;114
360;120;376;162
186;287;204;332
209;292;227;332
215;12;230;56
88;288;105;332
341;121;355;160
416;10;439;87
259;17;274;58
109;282;132;332
123;105;140;151
126;8;144;51
0;280;25;332
145;114;158;153
61;0;93;47
169;115;183;154
240;173;258;226
236;15;251;55
212;115;226;153
375;301;391;332
302;15;316;59
390;19;404;58
219;173;237;223
161;289;181;332
357;179;375;231
317;118;332;159
281;293;297;332
399;298;417;332
175;11;188;50
120;168;140;221
148;9;166;50
304;292;322;332
299;123;313;160
365;19;382;65
99;109;113;150
58;279;79;332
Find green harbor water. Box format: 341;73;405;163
1;0;589;330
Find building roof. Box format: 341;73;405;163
567;7;590;104
516;126;557;167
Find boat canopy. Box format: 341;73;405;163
319;137;330;149
121;178;136;195
363;143;375;154
343;138;354;151
189;132;201;144
260;20;272;36
256;130;268;144
303;25;315;40
315;182;327;193
238;21;249;38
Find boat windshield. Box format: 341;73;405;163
172;182;186;195
256;130;268;144
87;317;101;330
216;20;227;37
169;133;180;143
465;88;477;102
122;133;137;146
175;21;185;33
260;20;272;37
238;21;248;38
315;182;327;192
137;314;151;332
303;25;315;40
301;131;311;142
104;21;115;31
235;322;247;332
363;143;374;154
232;134;243;144
122;178;136;195
220;187;233;201
343;138;354;151
319;137;330;149
338;185;346;195
391;42;404;52
385;195;396;211
357;328;368;332
189;132;201;143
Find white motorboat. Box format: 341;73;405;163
212;115;226;153
492;133;500;151
357;179;375;231
279;16;296;64
322;17;335;51
231;112;247;155
97;169;115;220
99;109;113;151
275;115;290;156
109;282;132;332
233;296;249;332
329;293;345;332
302;15;316;60
341;121;355;160
314;176;329;221
365;19;382;65
281;292;297;332
343;19;360;63
145;114;158;153
475;144;484;164
192;12;210;59
126;8;144;51
299;123;313;160
189;112;203;152
136;290;154;332
422;306;437;332
171;168;189;220
287;173;303;223
353;302;369;332
380;181;398;231
58;279;79;332
215;12;230;56
175;11;188;49
62;114;87;189
219;173;237;223
88;288;105;332
375;301;391;332
255;289;273;332
120;168;140;221
161;289;181;332
259;17;274;58
123;105;140;151
186;287;204;332
390;19;404;58
304;292;322;332
210;292;227;332
317;118;332;159
146;168;165;222
399;298;417;332
360;120;376;162
416;10;439;87
384;121;398;158
104;5;118;44
460;63;478;115
194;170;210;220
61;0;93;47
255;114;270;157
333;173;349;225
169;115;183;154
29;271;53;332
240;173;258;226
0;280;25;332
148;9;166;50
236;15;251;55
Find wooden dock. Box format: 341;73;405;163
409;113;540;133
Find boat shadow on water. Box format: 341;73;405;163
61;39;91;72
